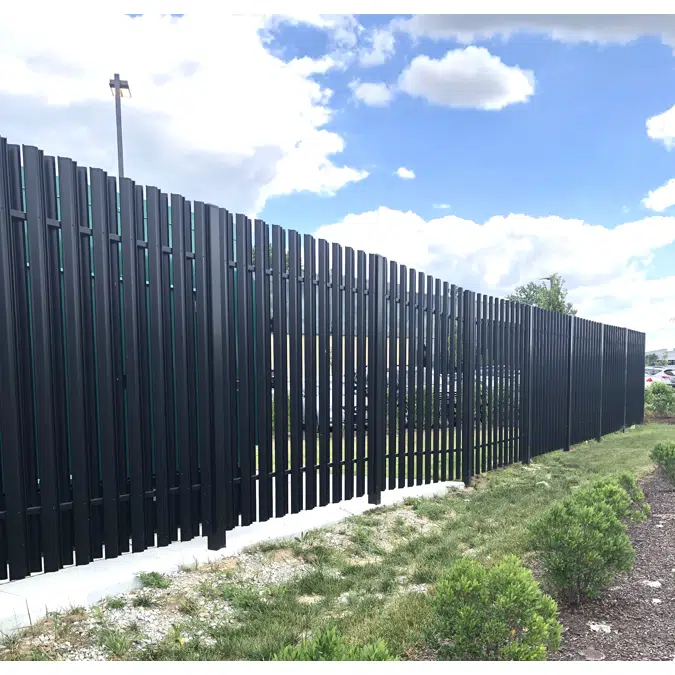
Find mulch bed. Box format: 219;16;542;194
550;469;675;661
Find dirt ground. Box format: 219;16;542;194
551;469;675;661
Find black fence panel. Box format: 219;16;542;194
0;136;647;580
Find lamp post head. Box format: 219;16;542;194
109;74;131;98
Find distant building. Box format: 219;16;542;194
646;348;675;365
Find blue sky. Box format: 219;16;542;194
1;13;674;348
263;21;675;234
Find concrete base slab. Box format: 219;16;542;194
0;480;463;634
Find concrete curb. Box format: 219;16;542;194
0;480;463;634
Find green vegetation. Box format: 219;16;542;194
272;627;396;661
137;571;171;589
507;273;576;315
644;381;675;419
2;424;673;662
651;440;675;482
430;556;561;660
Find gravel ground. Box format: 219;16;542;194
0;501;436;661
551;469;675;661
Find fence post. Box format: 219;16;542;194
525;304;534;464
461;290;476;484
622;327;629;432
597;323;604;442
368;254;387;504
565;314;575;452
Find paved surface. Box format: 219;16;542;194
0;480;463;634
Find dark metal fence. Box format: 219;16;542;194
0;138;646;580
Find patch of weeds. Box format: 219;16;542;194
99;626;136;659
295;568;348;599
408;498;452;522
391;516;418;538
298;543;346;568
106;597;126;610
138;571;171;589
351;513;380;528
178;558;200;573
214;583;265;612
259;538;294;553
177;596;200;616
132;591;156;608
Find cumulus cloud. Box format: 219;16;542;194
396;14;675;47
643;178;675;212
398;47;534;110
314;207;675;350
0;13;368;215
349;80;395;106
647;104;675;149
395;167;415;179
359;28;396;66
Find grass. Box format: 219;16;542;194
138;571;171;589
2;423;672;662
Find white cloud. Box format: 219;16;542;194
0;13;368;214
395;167;415;179
349;80;395;107
359;28;396;66
314;207;675;350
643;178;675;212
647;104;675;149
396;14;675;47
434;203;452;209
398;47;534;110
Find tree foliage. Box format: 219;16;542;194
507;273;577;315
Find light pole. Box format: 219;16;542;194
109;74;131;179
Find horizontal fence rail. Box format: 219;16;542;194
0;138;646;580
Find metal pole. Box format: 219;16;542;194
525;304;533;464
622;327;628;432
113;73;125;179
565;314;574;451
597;323;604;442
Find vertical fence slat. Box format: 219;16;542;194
235;215;255;526
58;157;91;566
90;167;119;559
255;219;273;522
120;178;146;552
398;266;408;488
0;138;28;579
432;279;442;483
343;247;355;500
355;248;367;498
171;194;193;541
415;272;425;486
388;261;398;490
288;231;303;514
424;276;433;484
331;243;343;503
194;202;212;538
146;187;169;547
475;293;482;475
455;287;464;481
439;282;449;482
318;240;330;504
272;226;289;518
23;147;61;572
407;270;417;487
304;235;318;508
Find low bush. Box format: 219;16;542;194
528;499;634;605
650;441;675;483
644;382;675;419
272;628;397;661
430;556;561;661
573;473;650;522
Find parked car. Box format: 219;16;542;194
645;367;675;387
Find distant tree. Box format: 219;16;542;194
646;353;660;367
507;273;577;315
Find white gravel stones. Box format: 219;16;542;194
588;622;611;633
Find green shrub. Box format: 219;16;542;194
528;500;634;605
430;556;561;661
644;381;675;418
651;441;675;483
272;627;397;661
573;473;650;522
